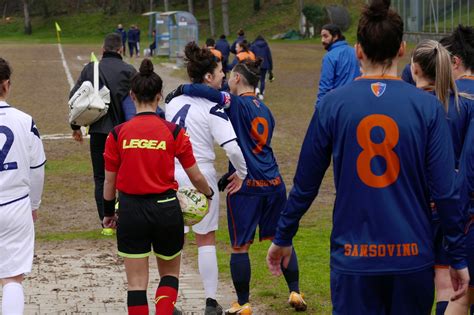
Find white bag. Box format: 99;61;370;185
68;61;110;126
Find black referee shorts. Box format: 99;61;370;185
116;190;184;260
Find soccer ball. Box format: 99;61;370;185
177;187;209;226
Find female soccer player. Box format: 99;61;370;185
0;58;46;315
102;59;214;315
166;58;306;314
411;39;474;315
227;40;256;72
165;42;247;315
266;0;469;314
441;25;474;95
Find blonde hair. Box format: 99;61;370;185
412;39;458;112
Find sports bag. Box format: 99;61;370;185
68;61;110;126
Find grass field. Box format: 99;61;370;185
0;29;421;313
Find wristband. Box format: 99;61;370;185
103;198;116;217
204;187;215;200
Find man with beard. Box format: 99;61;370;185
315;24;360;107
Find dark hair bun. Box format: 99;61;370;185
367;0;391;20
184;41;218;83
139;58;154;76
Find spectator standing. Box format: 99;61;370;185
136;25;141;57
70;33;137;234
150;30;157;56
115;24;127;56
216;34;231;73
251;35;273;100
127;25;138;57
316;24;360;107
205;38;223;62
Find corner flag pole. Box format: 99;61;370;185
55;22;61;43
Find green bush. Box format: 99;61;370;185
302;4;326;34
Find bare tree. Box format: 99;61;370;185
164;0;169;11
221;0;229;36
208;0;215;37
188;0;193;14
22;0;32;35
2;0;8;20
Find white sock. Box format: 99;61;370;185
198;245;218;300
2;282;24;315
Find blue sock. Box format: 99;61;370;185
281;248;300;293
436;301;448;315
230;253;251;305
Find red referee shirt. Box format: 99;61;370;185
104;112;196;195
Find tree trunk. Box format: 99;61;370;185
221;0;229;36
208;0;215;37
164;0;169;11
2;1;8;20
22;0;32;35
298;0;305;36
254;0;260;12
188;0;193;14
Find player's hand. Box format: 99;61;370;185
165;85;184;104
32;210;38;223
225;172;243;195
72;130;83;143
102;215;117;229
449;266;470;301
266;243;293;276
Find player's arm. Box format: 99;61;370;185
29;119;46;222
268;104;332;276
103;130;121;226
428;103;470;300
175;127;213;198
316;55;335;107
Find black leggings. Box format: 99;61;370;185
90;133;107;223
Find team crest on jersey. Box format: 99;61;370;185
252;99;260;108
371;82;387;97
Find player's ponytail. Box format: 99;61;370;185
233;58;262;88
0;58;11;97
184;41;218;84
412;39;458;112
131;58;163;103
357;0;403;65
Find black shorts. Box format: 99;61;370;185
116;191;184;260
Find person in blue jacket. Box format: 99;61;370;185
267;1;470;314
251;35;273;100
316;24;360;107
127;25;138;57
216;34;231;74
230;29;246;55
115;24;127;56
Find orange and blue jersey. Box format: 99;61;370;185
227;51;256;72
182;84;284;195
273;76;467;274
457;118;474;218
456;75;474;95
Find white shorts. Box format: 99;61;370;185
176;167;219;235
0;196;34;279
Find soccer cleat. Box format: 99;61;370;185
101;227;115;236
288;291;307;312
205;298;223;315
173;307;182;315
225;302;252;315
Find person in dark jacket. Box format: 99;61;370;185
215;34;230;73
230;29;246;55
115;24;127;56
127;25;138;57
251;35;273;100
70;33;137;233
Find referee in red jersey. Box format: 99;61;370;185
102;59;214;315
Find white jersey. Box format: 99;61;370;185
165;95;237;169
0;101;46;205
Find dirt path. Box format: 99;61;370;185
0;44;272;314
